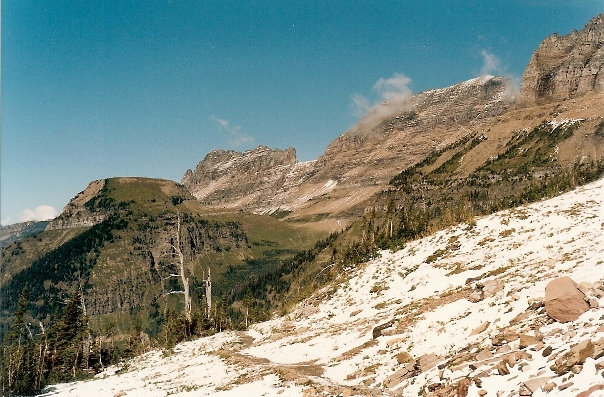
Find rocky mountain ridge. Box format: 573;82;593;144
182;146;316;211
0;177;316;328
518;13;604;105
182;13;604;230
183;76;515;226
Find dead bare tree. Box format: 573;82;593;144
205;268;212;319
165;212;192;324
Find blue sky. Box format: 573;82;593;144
2;1;603;226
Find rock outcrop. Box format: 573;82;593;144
518;13;604;106
182;145;315;212
544;276;590;322
46;179;109;230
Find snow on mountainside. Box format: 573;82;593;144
42;178;604;396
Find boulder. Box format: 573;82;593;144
395;351;414;364
544;277;589;322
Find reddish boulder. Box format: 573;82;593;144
544;277;589;323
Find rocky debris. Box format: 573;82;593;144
492;331;519;346
395;351;414;364
417;353;442;372
496;360;511;375
475;349;493;361
543;382;556;392
482;280;505;299
558;381;574;391
550;339;594;375
372;320;396;339
588;297;600;308
456;378;472;397
544;276;590;322
518;13;604;105
383;362;417;388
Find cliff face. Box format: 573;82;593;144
182;145;316;210
46;179;109;230
518;13;604;106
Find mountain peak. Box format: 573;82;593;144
518;12;604;106
182;145;300;208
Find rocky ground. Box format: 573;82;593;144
41;177;604;396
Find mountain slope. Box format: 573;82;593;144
41;176;604;397
183;76;514;228
181;14;604;232
0;177;319;336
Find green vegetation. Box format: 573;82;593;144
0;177;322;394
352;121;604;255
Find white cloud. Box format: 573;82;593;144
479;49;502;77
478;49;520;101
210;115;254;147
1;216;11;226
350;72;414;133
372;73;413;102
19;205;58;222
351;94;371;118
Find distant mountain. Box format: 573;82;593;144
183;76;515;228
0;221;49;248
180;14;604;231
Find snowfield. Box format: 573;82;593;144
42;178;604;396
